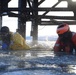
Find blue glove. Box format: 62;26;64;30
2;43;8;50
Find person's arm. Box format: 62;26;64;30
72;33;76;48
53;38;61;53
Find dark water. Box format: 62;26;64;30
0;41;76;75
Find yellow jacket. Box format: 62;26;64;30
10;32;30;50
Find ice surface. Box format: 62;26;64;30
0;41;76;75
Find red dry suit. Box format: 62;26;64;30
53;32;76;54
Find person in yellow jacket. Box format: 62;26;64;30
0;26;30;50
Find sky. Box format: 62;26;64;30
2;0;76;36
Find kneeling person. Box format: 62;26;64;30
0;26;30;50
53;23;76;54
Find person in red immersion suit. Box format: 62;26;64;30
53;23;76;54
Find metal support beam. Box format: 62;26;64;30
0;17;2;29
18;18;26;38
18;0;27;38
32;19;38;41
32;0;38;41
